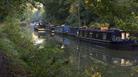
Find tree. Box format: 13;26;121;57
0;0;28;21
38;0;70;25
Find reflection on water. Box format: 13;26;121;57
32;32;45;45
37;33;138;77
50;35;138;67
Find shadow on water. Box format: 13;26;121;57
37;32;138;77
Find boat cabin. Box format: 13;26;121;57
79;28;130;42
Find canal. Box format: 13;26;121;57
35;31;138;77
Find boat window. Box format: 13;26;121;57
112;35;116;41
106;33;112;41
103;33;107;40
87;32;90;38
96;33;99;38
121;32;125;39
90;32;93;38
84;31;87;37
116;37;121;41
92;32;95;38
126;33;130;39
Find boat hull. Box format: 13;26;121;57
78;37;138;50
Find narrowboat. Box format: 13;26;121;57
34;22;46;31
54;25;138;50
55;25;79;37
55;25;70;34
78;28;138;50
67;27;79;36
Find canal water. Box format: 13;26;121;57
36;31;138;77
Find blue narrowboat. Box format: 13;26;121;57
78;28;138;50
67;27;79;36
55;25;70;34
54;25;138;50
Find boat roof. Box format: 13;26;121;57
79;28;126;33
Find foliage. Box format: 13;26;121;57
0;16;71;77
37;0;138;30
40;0;70;25
0;1;71;77
0;19;31;77
0;0;28;21
0;0;138;77
0;0;138;29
